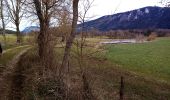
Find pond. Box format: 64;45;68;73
100;39;145;44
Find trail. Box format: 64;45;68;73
0;45;30;74
3;45;30;54
0;46;31;99
0;45;30;75
7;46;31;67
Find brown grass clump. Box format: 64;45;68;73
147;32;157;41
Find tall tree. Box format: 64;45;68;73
5;0;25;43
32;0;63;59
0;0;6;43
77;0;95;99
78;0;95;56
60;0;79;76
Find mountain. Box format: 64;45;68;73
22;26;40;34
80;6;170;31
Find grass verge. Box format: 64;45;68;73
106;37;170;83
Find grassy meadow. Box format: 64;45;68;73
16;37;170;100
0;34;17;50
0;34;33;50
0;34;32;65
0;45;30;65
1;34;170;99
106;37;170;83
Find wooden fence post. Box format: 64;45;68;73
120;76;124;100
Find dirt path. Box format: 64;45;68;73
7;47;31;67
0;45;30;74
3;45;30;54
0;47;31;99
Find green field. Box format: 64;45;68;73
106;37;170;83
0;34;31;65
0;45;30;65
0;34;33;50
0;34;17;50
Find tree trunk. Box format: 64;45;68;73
61;35;65;42
16;22;21;43
0;0;6;43
2;21;6;44
37;21;54;69
38;23;47;59
60;0;79;76
33;0;52;61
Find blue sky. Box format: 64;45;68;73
7;0;163;31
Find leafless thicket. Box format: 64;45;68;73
0;0;6;42
5;0;26;43
0;0;10;43
75;0;96;99
27;0;93;99
160;0;170;7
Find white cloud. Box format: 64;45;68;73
87;0;163;20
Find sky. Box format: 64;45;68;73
7;0;163;31
87;0;163;20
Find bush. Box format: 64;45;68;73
135;34;145;43
147;32;157;41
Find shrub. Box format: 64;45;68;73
147;32;157;41
135;34;145;43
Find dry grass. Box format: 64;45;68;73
147;32;157;41
1;37;170;99
10;47;169;100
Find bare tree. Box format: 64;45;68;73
60;0;79;76
79;0;94;28
5;0;26;43
32;0;63;60
58;4;72;42
160;0;170;7
76;0;96;99
78;0;95;55
0;0;6;43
